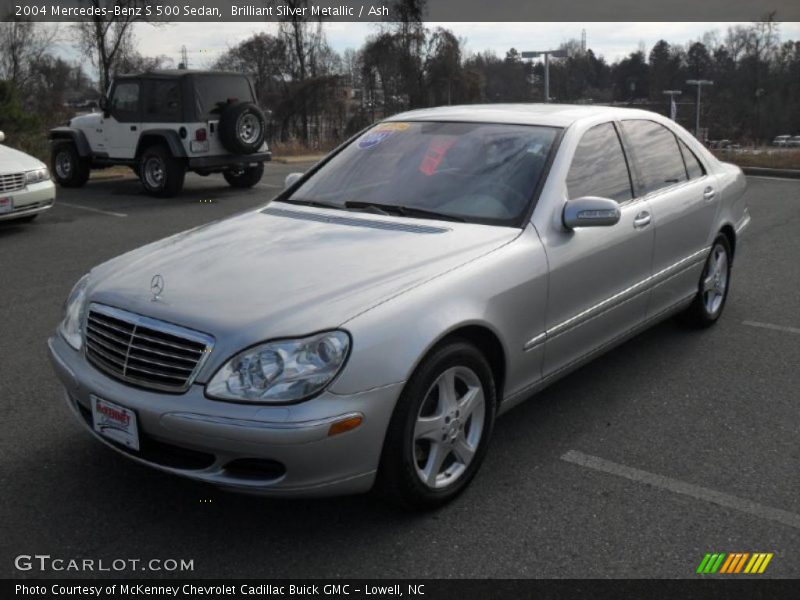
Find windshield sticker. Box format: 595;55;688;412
419;136;456;176
357;122;410;149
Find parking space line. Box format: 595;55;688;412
742;320;800;335
57;202;127;218
561;450;800;530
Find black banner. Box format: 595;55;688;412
5;579;800;600
2;0;800;23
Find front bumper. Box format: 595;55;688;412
0;180;55;222
48;334;402;497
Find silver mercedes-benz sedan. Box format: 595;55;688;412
49;105;749;508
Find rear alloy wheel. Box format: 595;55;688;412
376;340;496;509
51;141;90;188
139;145;185;197
681;235;732;327
223;163;264;188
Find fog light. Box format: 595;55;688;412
328;415;363;437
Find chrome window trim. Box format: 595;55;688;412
84;302;215;393
524;246;709;350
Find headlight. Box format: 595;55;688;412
206;331;350;403
25;167;50;185
59;274;89;350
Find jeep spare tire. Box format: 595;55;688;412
219;102;267;155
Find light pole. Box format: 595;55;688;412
662;90;682;120
522;49;567;102
686;79;713;140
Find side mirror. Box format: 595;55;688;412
563;196;620;229
0;131;5;143
99;96;109;117
284;172;303;189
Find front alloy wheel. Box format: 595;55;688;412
414;366;485;489
377;339;496;509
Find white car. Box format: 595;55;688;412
0;131;55;223
772;135;791;147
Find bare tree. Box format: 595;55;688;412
73;0;157;93
270;0;328;143
0;20;57;93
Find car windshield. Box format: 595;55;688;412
283;121;559;226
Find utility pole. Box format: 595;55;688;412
686;79;713;140
522;49;567;102
662;90;682;120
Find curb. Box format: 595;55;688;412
271;155;325;164
741;167;800;179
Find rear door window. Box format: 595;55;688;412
678;139;705;180
566;122;633;203
621;120;688;194
142;79;182;122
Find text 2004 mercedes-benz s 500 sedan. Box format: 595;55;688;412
49;105;750;509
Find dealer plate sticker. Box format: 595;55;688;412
0;197;12;214
91;396;140;451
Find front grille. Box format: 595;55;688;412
85;303;214;393
0;172;25;193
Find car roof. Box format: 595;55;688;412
385;103;669;128
115;70;245;80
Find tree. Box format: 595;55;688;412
612;50;649;101
423;28;463;105
0;20;56;94
73;0;157;93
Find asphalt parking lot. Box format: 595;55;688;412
1;169;798;578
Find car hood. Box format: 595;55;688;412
0;144;45;174
88;204;519;355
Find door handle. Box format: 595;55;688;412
703;186;716;201
633;211;651;228
130;125;137;131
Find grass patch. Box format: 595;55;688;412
713;148;800;170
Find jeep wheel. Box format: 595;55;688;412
51;141;90;188
223;163;264;188
219;102;267;154
139;145;185;197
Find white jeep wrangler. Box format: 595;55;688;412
49;70;271;197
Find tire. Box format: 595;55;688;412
376;339;497;510
218;102;267;154
223;163;264;188
51;141;90;188
680;235;732;328
138;145;185;197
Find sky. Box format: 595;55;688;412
51;21;800;71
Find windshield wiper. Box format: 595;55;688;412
344;201;465;223
275;198;346;211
